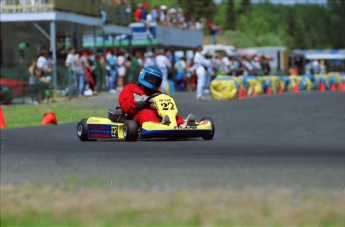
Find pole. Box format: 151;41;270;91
50;21;57;91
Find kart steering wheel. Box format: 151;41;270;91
145;93;161;104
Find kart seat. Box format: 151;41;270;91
108;107;127;123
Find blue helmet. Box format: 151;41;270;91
138;66;163;91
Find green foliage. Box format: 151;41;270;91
129;0;344;48
215;0;345;49
225;0;236;30
223;30;283;48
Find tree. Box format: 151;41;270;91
238;0;251;15
284;7;308;49
225;0;236;30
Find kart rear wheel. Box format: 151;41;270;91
200;117;215;140
123;120;138;141
77;118;89;141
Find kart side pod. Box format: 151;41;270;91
76;117;139;141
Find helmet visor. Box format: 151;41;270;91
144;73;162;88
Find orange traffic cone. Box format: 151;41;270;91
252;88;257;97
330;83;336;92
0;106;6;129
278;84;284;94
293;83;299;93
237;88;242;99
242;87;247;99
339;82;345;92
238;87;246;100
41;112;58;125
266;85;272;95
319;82;326;92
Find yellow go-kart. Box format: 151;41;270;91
77;93;215;141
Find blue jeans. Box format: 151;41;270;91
107;68;117;90
73;69;86;96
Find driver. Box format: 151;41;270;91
118;66;195;126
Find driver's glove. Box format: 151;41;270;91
135;101;149;110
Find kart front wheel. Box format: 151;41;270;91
200;117;215;140
123;120;138;141
77;118;89;141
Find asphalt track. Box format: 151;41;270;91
1;92;345;190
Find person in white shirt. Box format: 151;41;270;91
193;45;211;100
116;48;127;91
144;51;156;67
155;49;171;93
37;49;51;75
65;48;76;98
36;49;52;102
220;53;231;75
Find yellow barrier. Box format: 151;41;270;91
210;76;238;100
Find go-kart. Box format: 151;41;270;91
76;93;215;141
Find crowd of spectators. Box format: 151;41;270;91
50;46;271;101
27;45;273;104
27;49;54;104
133;2;202;30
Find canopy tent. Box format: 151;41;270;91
1;11;130;90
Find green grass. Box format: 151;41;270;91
1;98;107;129
2;185;345;227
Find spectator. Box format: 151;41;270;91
207;21;220;44
218;52;230;75
319;60;327;74
213;54;223;75
116;48;127;91
28;59;39;105
239;55;253;76
174;56;187;91
151;5;159;22
89;50;102;95
159;5;168;25
37;49;52;76
312;59;320;74
229;56;240;76
140;3;148;23
65;47;76;98
260;55;271;76
36;49;52;102
155;49;172;93
144;51;156;67
250;56;261;76
205;54;216;94
192;45;211;100
134;3;142;22
128;51;142;84
82;50;94;96
106;48;117;93
145;13;154;39
71;51;88;97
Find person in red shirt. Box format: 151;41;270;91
134;4;142;22
119;66;195;126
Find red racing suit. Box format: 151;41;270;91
118;84;185;126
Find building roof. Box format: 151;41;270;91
0;11;131;35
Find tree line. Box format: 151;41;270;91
131;0;345;49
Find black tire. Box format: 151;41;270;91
77;118;89;141
123;120;138;141
200;117;215;140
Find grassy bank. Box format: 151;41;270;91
2;184;345;227
1;95;111;129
